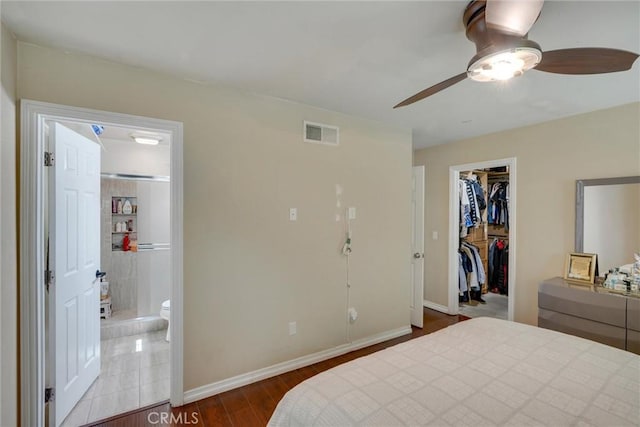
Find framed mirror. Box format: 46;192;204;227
576;176;640;274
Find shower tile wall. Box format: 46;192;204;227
101;178;137;313
136;180;171;316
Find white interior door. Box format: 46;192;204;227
50;122;101;427
411;166;425;328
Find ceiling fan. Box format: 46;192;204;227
394;0;639;108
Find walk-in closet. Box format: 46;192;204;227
458;167;510;319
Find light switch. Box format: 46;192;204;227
289;208;297;221
432;231;438;240
348;207;356;220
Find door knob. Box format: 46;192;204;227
413;252;423;259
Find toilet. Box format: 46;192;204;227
160;299;171;341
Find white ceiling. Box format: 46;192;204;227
3;1;639;148
96;126;171;146
56;120;171;146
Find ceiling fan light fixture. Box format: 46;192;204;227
468;47;542;82
395;1;638;108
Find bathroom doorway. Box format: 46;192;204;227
65;122;173;425
20;101;184;427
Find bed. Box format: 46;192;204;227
268;317;640;426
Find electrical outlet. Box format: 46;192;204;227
432;231;438;240
348;307;358;323
289;208;297;221
289;321;297;335
348;207;356;219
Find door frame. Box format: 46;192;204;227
448;157;516;321
20;100;185;426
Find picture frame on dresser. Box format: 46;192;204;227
564;252;598;285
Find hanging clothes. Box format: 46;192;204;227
458;173;489;305
460;245;479;290
458;242;486;293
471;179;486;211
458;252;470;293
459;180;473;237
488;181;509;231
458;249;473;303
459;241;487;304
461;241;486;286
459;175;487;237
488;238;509;295
501;245;509;295
466;180;479;225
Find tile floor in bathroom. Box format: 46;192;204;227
62;329;170;427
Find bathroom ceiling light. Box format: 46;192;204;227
132;135;162;145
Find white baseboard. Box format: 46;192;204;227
423;300;451;314
183;325;412;404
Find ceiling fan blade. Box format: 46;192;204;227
535;48;639;74
394;73;467;108
485;0;544;37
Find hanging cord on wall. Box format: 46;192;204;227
342;210;353;343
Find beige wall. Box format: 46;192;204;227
414;102;640;325
1;21;18;427
16;42;412;391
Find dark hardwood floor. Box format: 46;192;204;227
87;308;468;427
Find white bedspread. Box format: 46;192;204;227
269;317;640;426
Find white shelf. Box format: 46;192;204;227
111;196;138;251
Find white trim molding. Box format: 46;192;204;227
184;325;412;404
20;100;45;427
423;300;450;315
448;158;517;322
20;100;185;426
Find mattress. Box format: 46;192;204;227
268;317;640;426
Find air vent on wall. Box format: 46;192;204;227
303;121;339;146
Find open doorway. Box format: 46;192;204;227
448;158;516;321
20;101;184;427
51;120;172;426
